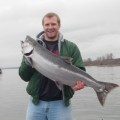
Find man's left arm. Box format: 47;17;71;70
70;44;86;91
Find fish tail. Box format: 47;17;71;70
95;81;119;106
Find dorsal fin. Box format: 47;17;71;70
61;56;73;64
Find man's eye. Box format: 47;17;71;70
45;24;49;26
52;23;56;26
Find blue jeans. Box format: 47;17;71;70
26;99;72;120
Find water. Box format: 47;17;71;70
0;69;28;120
72;66;120;120
0;66;120;120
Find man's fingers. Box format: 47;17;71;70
71;81;85;91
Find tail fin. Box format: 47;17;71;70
95;81;119;106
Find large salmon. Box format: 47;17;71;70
21;36;119;106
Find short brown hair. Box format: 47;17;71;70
42;12;61;25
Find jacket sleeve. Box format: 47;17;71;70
19;57;35;82
70;43;86;71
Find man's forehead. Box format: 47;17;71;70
43;16;58;24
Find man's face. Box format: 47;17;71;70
43;16;60;40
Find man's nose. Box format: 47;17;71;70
48;24;53;29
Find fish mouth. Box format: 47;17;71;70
24;48;34;56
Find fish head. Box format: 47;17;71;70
21;41;34;56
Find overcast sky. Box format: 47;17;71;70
0;0;120;67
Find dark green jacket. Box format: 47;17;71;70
19;39;85;106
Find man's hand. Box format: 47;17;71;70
71;81;85;91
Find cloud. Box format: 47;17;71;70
0;0;120;66
81;34;120;60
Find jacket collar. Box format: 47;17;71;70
36;31;64;52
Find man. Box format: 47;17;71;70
19;12;86;120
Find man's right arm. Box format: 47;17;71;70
19;57;35;82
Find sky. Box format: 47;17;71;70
0;0;120;67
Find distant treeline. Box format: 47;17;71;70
84;53;120;66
